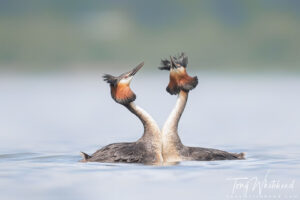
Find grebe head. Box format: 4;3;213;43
159;53;198;95
103;62;144;105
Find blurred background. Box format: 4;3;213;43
0;0;299;72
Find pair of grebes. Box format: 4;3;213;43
80;53;245;165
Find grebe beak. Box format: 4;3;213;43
170;56;177;69
118;62;144;84
128;62;144;77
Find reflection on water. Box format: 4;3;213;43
0;73;299;200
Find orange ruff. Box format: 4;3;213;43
169;68;195;89
111;83;134;102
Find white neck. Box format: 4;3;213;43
126;102;163;160
162;91;188;160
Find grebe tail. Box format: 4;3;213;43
80;152;91;162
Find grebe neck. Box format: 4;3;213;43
162;90;188;160
125;102;162;147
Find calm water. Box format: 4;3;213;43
0;72;299;200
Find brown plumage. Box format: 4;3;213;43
110;83;136;105
167;68;198;95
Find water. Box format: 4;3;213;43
0;72;299;200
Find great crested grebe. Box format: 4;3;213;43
159;53;245;162
80;62;163;165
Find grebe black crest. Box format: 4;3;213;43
159;53;245;162
81;62;163;165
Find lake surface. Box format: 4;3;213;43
0;72;299;200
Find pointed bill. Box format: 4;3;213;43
170;56;177;69
128;62;144;77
